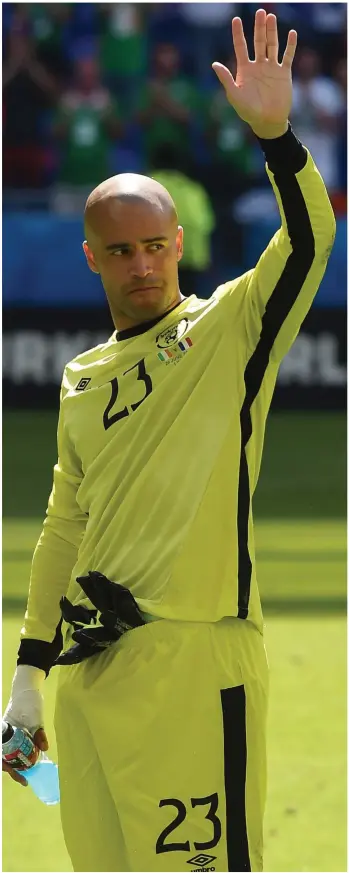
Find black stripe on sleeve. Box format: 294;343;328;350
237;169;315;619
17;619;63;677
221;685;251;872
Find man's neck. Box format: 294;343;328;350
115;296;186;342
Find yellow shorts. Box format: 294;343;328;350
54;617;269;872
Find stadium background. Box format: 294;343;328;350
2;3;346;873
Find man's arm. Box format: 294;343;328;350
212;10;336;360
226;125;335;360
3;377;86;781
17;376;87;675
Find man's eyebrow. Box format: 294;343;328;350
105;236;168;250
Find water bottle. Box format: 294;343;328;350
2;721;60;805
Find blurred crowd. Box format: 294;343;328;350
3;2;347;279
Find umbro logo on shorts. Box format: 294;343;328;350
187;853;216;869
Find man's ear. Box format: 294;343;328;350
82;241;99;275
176;226;184;263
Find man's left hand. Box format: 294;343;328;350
212;8;297;139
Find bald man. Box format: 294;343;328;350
4;12;335;873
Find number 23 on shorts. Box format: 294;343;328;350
156;793;221;855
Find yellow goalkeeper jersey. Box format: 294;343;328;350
19;137;335;672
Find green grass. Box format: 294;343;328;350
255;519;346;611
263;615;347;873
2;614;346;873
254;412;346;519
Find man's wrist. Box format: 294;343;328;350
11;665;46;694
254;123;307;174
17;622;63;677
3;666;46;734
251;121;289;140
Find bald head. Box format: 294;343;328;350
82;172;184;331
84;173;178;242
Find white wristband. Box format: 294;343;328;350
3;666;46;734
10;665;46;695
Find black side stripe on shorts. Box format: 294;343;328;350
221;684;251;872
237;169;315;619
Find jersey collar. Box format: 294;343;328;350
114;297;189;343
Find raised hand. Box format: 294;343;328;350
212;8;297;139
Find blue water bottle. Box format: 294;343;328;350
2;721;60;805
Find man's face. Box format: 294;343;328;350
83;198;183;329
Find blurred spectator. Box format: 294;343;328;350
308;1;346;66
334;57;347;95
99;3;147;106
136;43;205;173
25;3;72;81
147;4;187;54
52;55;121;207
273;3;346;73
178;3;236;83
3;12;58;188
63;3;99;62
151;145;215;297
2;1;347;246
207;54;255;203
333;57;347;207
291;47;345;191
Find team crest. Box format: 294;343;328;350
156;318;189;349
156;318;193;364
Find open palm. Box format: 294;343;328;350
212;9;297;137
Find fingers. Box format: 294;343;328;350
254;8;267;62
254;10;296;66
282;29;298;68
33;728;49;752
231;17;249;66
266;13;279;62
211;62;234;86
2;760;28;787
211;62;239;100
219;9;295;75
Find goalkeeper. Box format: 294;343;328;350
3;10;335;873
